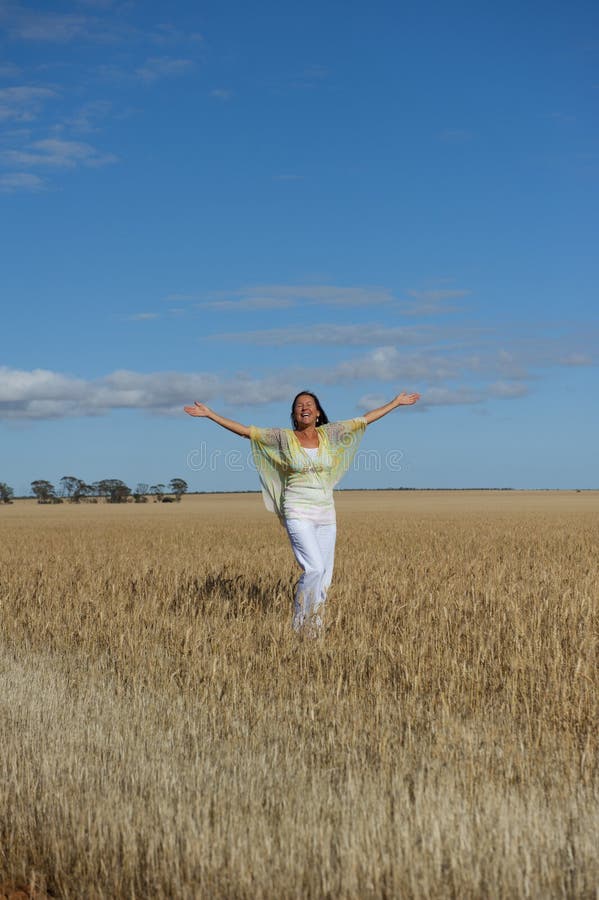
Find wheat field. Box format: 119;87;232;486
0;491;597;899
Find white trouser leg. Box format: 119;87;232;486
284;519;337;632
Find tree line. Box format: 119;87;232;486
0;478;188;505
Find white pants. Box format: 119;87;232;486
284;518;337;632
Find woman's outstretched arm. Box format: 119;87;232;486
363;391;420;425
183;401;251;438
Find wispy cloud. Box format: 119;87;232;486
146;23;204;46
0;329;592;423
165;293;197;303
0;170;46;192
0;85;58;122
209;323;430;346
171;283;471;314
290;64;330;89
190;283;396;309
328;346;465;385
2;3;202;48
400;288;470;316
2;137;117;168
0;61;21;78
127;313;160;321
356;393;387;411
210;88;233;101
419;386;483;406
0;5;202;197
0;366;294;420
488;381;529;398
0;3;169;45
63;99;112;133
542;111;576;125
202;298;295;311
559;353;593;366
135;57;194;83
8;13;92;42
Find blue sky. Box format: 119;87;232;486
1;0;598;494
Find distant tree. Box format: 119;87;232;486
60;475;89;503
0;482;14;504
169;478;188;501
31;480;55;503
84;483;99;503
92;480;108;500
150;483;166;502
96;478;131;504
133;482;149;503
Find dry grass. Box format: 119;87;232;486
0;491;597;899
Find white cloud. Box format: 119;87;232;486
400;288;470;316
63;99;112;133
210;88;232;101
194;283;395;309
289;64;330;89
1;315;593;421
0;366;295;420
0;366;88;406
559;353;593;366
2;5;202;47
135;57;194;82
357;393;387;411
5;10;97;42
203;298;295;312
210;323;429;346
0;85;58;122
148;24;204;46
420;386;483;406
165;293;197;302
127;313;160;321
0;367;213;419
0;361;477;421
0;62;21;78
408;290;469;302
326;342;551;389
252;284;393;306
496;349;529;380
488;381;529;398
1;4;130;43
181;283;471;314
0;170;46;192
2;137;117;168
329;346;463;384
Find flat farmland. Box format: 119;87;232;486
1;492;597;899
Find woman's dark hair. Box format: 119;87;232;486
290;391;329;429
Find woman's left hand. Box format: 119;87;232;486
394;392;421;406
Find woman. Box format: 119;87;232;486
184;390;420;633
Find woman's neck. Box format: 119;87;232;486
294;425;319;447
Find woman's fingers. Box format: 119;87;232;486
396;391;420;405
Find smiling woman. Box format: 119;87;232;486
184;389;420;634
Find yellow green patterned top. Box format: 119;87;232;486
249;418;367;524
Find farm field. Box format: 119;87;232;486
0;491;598;899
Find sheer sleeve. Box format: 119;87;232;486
249;426;287;517
322;417;367;446
319;417;366;487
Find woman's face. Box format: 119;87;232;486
294;394;320;428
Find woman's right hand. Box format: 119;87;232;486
183;401;212;418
